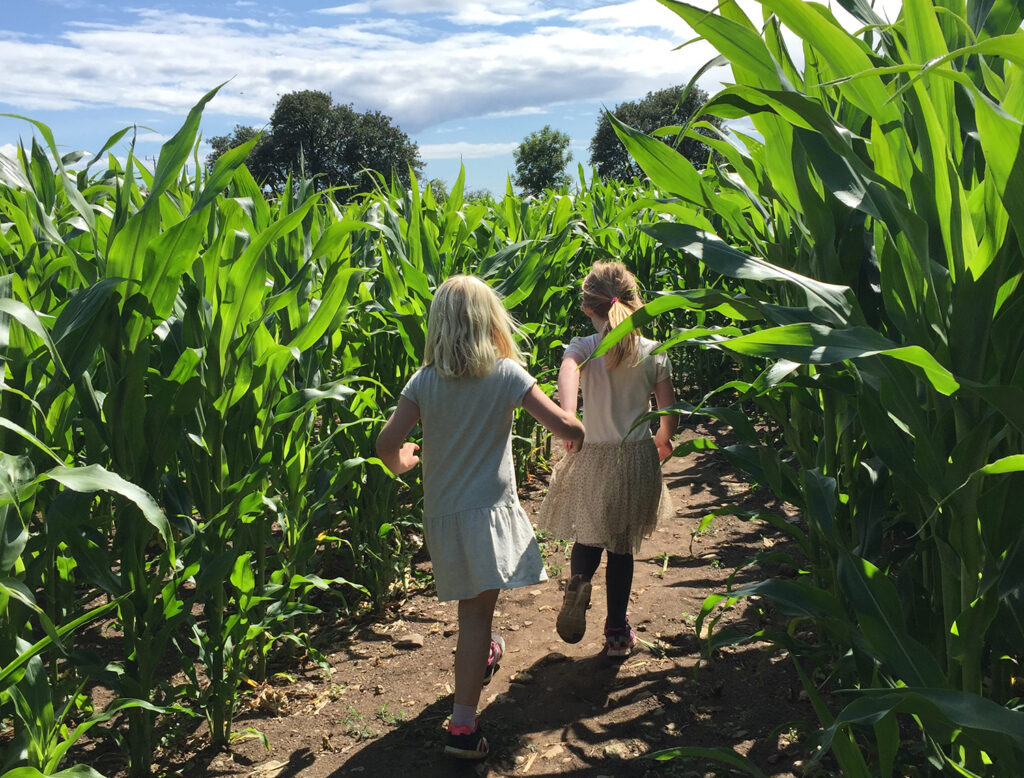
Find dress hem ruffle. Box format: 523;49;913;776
424;501;548;602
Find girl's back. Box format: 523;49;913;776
376;274;585;760
402;358;535;519
566;332;671;443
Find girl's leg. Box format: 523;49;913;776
557;542;602;644
605;550;634;628
570;541;603;580
453;588;500;712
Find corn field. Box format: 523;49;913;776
2;1;1023;776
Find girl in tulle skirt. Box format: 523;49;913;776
536;261;677;658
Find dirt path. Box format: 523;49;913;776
155;425;814;777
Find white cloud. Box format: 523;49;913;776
0;6;714;133
0;0;898;144
133;131;170;145
572;0;694;33
482;105;548;119
447;4;562;26
419;141;518;160
0;143;17;160
315;3;372;15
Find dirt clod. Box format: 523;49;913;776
393;633;425;649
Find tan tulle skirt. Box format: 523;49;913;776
535;438;673;555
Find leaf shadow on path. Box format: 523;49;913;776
326;624;810;777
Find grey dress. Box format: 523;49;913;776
401;358;548;601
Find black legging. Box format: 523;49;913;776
570;542;633;629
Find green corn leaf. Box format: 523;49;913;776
39;465;172;563
607;112;712;207
190;133;260;216
973;91;1024;251
1;767;109;778
0;418;65;466
641;223;855;326
976;454;1024;476
105;205;160;285
135;210;208;330
650;745;769;777
821;688;1024;756
218;191;319;360
728;577;846;623
656;1;783;89
51;278;122;383
143;82;225;208
761;0;897;123
801;468;838;545
0;597;122;690
0;298;68;377
47;699;193;773
273;382;356;424
286;267;363;352
837;554;947;687
718;323;960;396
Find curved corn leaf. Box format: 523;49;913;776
650;745;769;777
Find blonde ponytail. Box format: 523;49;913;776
581;261;643;370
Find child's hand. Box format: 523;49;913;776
391;442;420;474
654;432;673;462
564;437;582;454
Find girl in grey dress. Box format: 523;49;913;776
376;274;584;760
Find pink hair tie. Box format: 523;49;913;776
611;297;619;304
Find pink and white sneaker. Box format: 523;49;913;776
604;623;636;658
483;633;504;685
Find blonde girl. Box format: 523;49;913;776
536;261;676;658
376;275;584;760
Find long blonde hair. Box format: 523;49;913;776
582;261;643;370
423;275;525;378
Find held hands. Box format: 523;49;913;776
392;442;420;474
563;425;585;454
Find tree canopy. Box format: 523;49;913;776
589;85;720;180
207;90;423;199
512;125;573;196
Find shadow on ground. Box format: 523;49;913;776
327;635;810;778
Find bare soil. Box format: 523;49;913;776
81;423;818;777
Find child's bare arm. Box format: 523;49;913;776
556;356;582;415
376;396;421;475
522;384;585;450
555;356;584;451
652;378;677;461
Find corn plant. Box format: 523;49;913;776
601;0;1024;774
1;88;416;770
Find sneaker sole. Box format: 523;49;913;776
606;643;634;658
444;744;489;760
556;580;592;644
483;634;505;685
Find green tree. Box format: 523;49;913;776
423;177;449;204
589;85;720;180
512;125;573;196
206;90;423;198
207;123;276;182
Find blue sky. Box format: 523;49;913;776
0;0;896;194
